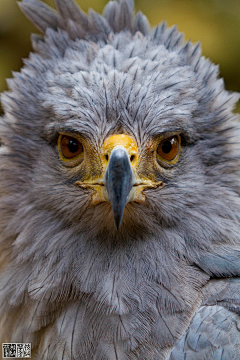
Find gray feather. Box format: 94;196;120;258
103;0;134;33
53;0;88;26
66;19;87;40
169;306;240;360
133;11;149;35
18;0;63;33
88;9;112;40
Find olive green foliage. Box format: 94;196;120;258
0;0;240;114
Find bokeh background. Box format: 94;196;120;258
0;0;240;114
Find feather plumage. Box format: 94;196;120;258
0;0;240;359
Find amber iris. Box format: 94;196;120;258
157;136;179;161
60;135;83;159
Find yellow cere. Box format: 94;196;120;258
102;134;138;169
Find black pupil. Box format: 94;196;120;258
68;139;79;153
161;140;172;154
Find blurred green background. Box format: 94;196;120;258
0;0;240;114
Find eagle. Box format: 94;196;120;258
0;0;240;358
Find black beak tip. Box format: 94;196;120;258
114;214;123;230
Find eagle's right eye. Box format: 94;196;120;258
59;134;84;160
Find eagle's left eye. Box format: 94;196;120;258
59;134;84;160
157;135;180;163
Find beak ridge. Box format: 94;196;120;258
104;147;133;230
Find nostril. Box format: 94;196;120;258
105;154;109;161
130;155;135;162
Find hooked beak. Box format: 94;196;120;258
75;134;163;230
104;147;134;230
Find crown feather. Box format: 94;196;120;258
53;0;88;25
133;11;149;35
103;0;134;33
19;0;149;41
18;0;63;33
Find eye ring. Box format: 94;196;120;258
58;134;84;162
157;135;180;164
